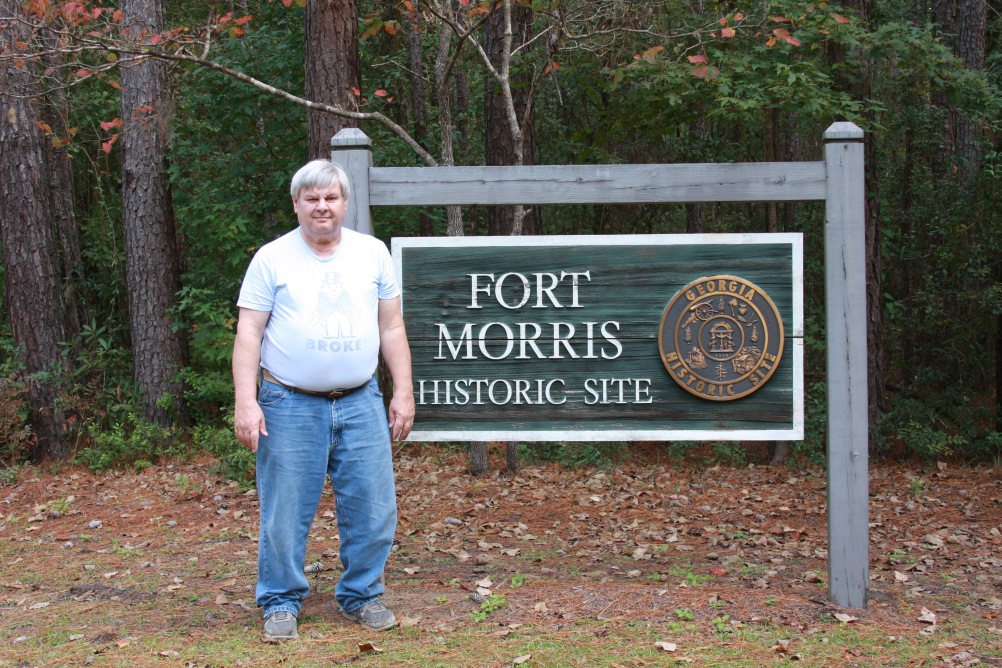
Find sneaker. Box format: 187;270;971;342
263;611;298;640
342;599;397;631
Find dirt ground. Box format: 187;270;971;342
1;445;1000;666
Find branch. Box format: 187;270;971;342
0;14;438;166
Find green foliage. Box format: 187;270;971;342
876;395;1000;463
709;442;747;467
43;321;137;436
470;593;507;622
520;441;625;468
0;0;996;464
674;608;695;621
74;414;178;472
195;424;255;486
0;343;33;466
0;466;20;487
793;380;828;468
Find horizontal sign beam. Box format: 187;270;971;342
370;162;827;206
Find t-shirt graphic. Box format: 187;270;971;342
311;273;360;339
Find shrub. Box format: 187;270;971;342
195;424;255;486
75;413;175;471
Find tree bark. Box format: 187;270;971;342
306;0;362;160
483;1;540;236
41;38;85;338
0;0;71;460
931;0;958;173
120;0;189;427
954;0;986;182
407;0;436;236
827;0;885;448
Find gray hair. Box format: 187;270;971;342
290;160;351;200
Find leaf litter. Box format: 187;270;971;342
1;448;999;665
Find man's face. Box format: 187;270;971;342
292;182;348;243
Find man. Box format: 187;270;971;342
233;160;414;641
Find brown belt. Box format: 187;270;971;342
261;368;366;400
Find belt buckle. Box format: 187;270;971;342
326;389;348;399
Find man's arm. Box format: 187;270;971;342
233;307;272;452
378;296;415;441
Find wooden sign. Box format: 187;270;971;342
392;233;803;441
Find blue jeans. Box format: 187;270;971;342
255;376;396;618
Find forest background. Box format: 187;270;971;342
0;0;1000;474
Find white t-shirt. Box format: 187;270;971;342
237;227;400;391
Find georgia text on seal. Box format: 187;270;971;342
658;275;784;401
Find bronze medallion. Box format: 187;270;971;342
658;276;784;401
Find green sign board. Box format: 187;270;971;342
392;234;803;441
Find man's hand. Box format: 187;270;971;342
234;402;268;452
387;391;415;442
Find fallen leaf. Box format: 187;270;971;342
918;608;937;625
512;655;531;665
833;613;857;623
655;641;677;651
358;642;382;654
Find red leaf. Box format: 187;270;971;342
832;13;851;24
770;15;790;22
281;0;293;7
230;27;246;36
101;134;119;154
352;87;361;96
721;27;736;38
692;63;708;78
76;69;92;78
374;89;388;97
719;17;727;26
99;118;123;131
235;15;253;26
688;54;707;64
734;12;744;20
149;34;162;44
459;0;470;5
773;28;800;46
643;45;664;59
33;121;53;134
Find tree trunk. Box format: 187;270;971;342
40;35;85;338
931;0;958;174
0;0;71;460
120;0;189;427
470;441;490;476
306;0;361;160
406;1;436;236
483;1;540;236
954;0;986;182
827;0;885;448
